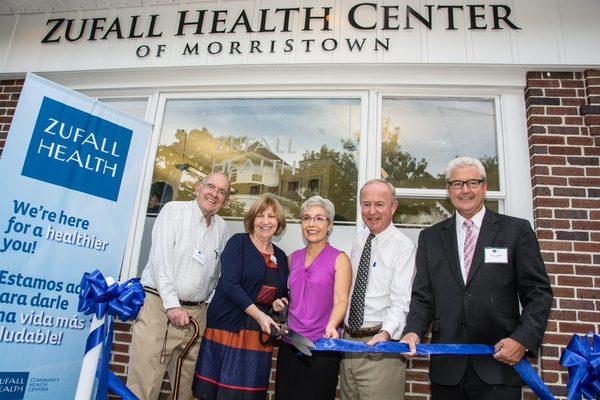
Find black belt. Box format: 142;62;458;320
144;286;201;307
344;324;382;338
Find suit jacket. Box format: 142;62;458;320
403;209;553;386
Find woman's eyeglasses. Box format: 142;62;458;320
300;215;329;224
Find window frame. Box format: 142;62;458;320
373;91;513;229
85;81;531;281
123;90;370;278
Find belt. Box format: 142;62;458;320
144;286;201;307
344;324;383;338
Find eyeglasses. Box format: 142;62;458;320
447;179;486;190
202;182;228;198
300;215;330;224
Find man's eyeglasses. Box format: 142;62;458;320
300;215;330;224
202;182;228;198
447;179;486;190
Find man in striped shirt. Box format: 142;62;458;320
127;172;231;400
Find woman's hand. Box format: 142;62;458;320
256;311;279;335
272;297;288;313
245;304;279;334
323;324;339;339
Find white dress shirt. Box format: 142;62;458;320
344;223;416;339
455;206;486;283
140;200;230;310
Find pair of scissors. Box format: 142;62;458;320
260;305;316;356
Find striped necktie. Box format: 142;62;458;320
463;219;476;279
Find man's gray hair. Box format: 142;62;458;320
445;157;487;181
300;195;335;222
360;179;396;201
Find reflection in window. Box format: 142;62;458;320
381;98;499;190
251;174;262;183
147;182;173;215
308;178;320;193
149;98;361;222
287;181;300;198
394;199;499;228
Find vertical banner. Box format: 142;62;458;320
0;73;151;399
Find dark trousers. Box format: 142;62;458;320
275;342;341;400
431;362;522;400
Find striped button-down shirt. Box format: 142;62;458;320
141;200;230;310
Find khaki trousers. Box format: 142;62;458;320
340;331;407;400
126;293;207;400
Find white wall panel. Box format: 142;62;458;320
0;15;16;67
1;0;599;74
560;0;600;65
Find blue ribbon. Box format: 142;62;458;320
560;334;600;400
314;339;555;400
78;269;145;400
78;269;146;321
108;370;137;400
94;318;137;400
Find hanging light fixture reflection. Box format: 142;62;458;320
175;129;191;172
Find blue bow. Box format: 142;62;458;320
560;334;600;400
78;269;145;400
78;269;145;321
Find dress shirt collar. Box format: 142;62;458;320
370;222;395;241
192;199;211;227
455;206;486;231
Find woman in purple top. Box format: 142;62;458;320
273;195;352;400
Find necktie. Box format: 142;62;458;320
463;219;476;279
348;233;375;333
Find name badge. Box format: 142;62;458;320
270;254;278;265
485;247;508;264
193;249;206;264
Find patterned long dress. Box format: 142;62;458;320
192;253;278;400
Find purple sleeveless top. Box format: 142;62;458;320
287;244;341;342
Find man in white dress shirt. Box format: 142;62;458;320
127;172;231;400
340;179;416;400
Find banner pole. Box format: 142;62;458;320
74;276;115;400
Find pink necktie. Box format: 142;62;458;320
463;219;476;279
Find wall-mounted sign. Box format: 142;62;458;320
1;0;599;72
40;4;520;58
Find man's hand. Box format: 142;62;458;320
367;330;390;346
166;307;190;328
494;337;526;366
400;332;420;356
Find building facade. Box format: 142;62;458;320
1;1;599;398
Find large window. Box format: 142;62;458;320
148;98;361;223
381;97;503;227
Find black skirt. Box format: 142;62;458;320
274;341;342;400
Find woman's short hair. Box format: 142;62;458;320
244;194;286;236
300;195;335;223
445;156;487;181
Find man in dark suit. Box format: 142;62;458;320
401;156;553;400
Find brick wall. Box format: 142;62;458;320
525;69;600;399
0;79;23;156
1;71;598;399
